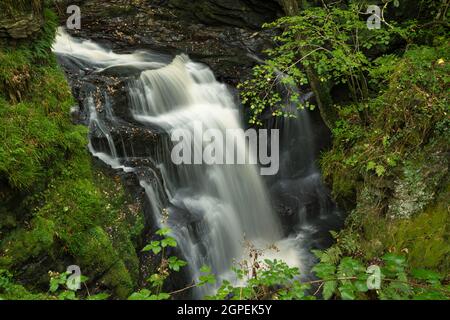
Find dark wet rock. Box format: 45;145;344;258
169;0;282;29
55;0;282;84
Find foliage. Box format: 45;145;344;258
204;244;449;300
332;185;450;273
239;0;448;126
0;0;42;18
3;228;448;300
0;269;49;300
128;224;215;300
320;43;448;206
239;1;399;125
1;0;448;301
208;259;314;300
236;0;449;297
0;10;74;189
312;251;449;300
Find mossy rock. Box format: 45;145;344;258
0;5;145;299
359;184;449;272
0;0;44;39
0;217;55;268
0;269;50;300
67;227;134;299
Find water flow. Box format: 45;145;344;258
130;55;290;296
262;66;344;275
53;29;300;297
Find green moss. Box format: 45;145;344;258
0;6;144;299
0;10;77;190
320;44;449;275
0;217;55;268
29;159;143;297
0;269;49;300
67;227;134;299
1;162;144;297
356;185;449;272
388;199;449;271
320;148;358;203
0;96;85;189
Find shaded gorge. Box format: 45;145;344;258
53;28;344;298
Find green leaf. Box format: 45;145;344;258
199;274;216;286
339;284;356;300
338;257;365;277
354;280;369;293
375;165;386;177
49;278;59;293
142;241;162;254
200;265;212;274
168;257;187;272
58;290;77;300
312;263;336;278
156;228;172;236
147;274;165;287
87;293;110;300
367;161;377;171
411;269;442;282
161;237;177;248
156;293;171;300
128;289;151;300
323;281;337;300
382;253;406;267
413;291;447;300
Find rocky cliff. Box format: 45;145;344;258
56;0;283;84
0;1;44;41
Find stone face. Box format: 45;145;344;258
388;152;449;219
168;0;282;29
0;1;44;39
0;15;43;39
58;0;282;84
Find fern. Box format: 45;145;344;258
0;0;42;17
31;9;59;61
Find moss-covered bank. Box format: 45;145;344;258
0;6;144;299
319;43;449;276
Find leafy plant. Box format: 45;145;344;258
206;243;449;301
47;270;107;301
239;2;403;126
129;221;215;300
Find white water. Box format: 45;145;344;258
53;29;302;297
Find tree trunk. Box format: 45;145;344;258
436;0;449;21
278;0;337;130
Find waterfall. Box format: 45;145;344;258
263;67;345;276
53;29;302;297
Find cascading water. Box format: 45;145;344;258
266;77;345;275
53;29;304;297
128;55;302;296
